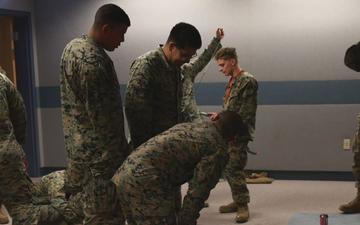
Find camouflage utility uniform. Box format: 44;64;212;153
112;122;229;225
223;71;258;205
60;35;129;224
125;47;182;148
352;114;360;187
36;170;66;199
181;37;221;122
0;72;82;225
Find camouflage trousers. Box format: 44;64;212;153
4;170;83;225
353;120;360;188
6;195;82;225
114;168;178;225
36;170;66;199
354;151;360;188
223;141;249;205
65;160;124;225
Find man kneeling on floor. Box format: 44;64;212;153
0;72;82;225
112;111;249;225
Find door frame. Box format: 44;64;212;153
0;9;40;176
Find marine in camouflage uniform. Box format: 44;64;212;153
60;4;130;224
180;29;223;122
125;22;202;149
125;47;182;148
0;72;82;225
0;66;9;224
214;47;258;223
60;35;129;224
339;42;360;213
223;70;258;202
112;111;248;225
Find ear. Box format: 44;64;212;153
230;58;236;66
101;24;111;35
168;41;177;52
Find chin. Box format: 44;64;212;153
107;47;116;52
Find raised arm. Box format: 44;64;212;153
182;28;224;80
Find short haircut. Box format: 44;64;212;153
344;42;360;72
217;111;249;139
215;47;238;63
166;22;202;49
93;4;131;28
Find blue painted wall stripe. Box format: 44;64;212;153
36;79;360;108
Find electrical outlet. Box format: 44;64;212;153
343;139;351;150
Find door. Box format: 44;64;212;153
0;9;39;176
0;16;17;84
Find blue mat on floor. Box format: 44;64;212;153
289;213;360;225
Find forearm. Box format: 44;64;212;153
189;37;222;77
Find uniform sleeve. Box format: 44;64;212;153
125;59;154;148
178;149;228;225
7;78;27;145
182;37;222;81
226;77;258;134
80;62;117;128
78;61;129;165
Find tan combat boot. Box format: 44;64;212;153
339;188;360;213
219;202;238;213
235;204;249;223
0;207;9;224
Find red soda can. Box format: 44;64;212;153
320;214;328;225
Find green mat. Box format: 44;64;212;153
289;213;360;225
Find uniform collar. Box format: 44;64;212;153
158;45;180;71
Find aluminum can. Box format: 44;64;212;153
320;214;328;225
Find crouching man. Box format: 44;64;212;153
112;111;249;225
0;72;82;225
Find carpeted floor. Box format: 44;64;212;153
191;179;356;225
1;179;357;225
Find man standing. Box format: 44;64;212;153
0;72;82;225
212;47;258;223
339;42;360;213
125;22;202;148
60;4;130;224
113;111;249;225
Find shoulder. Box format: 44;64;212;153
130;49;164;74
132;49;162;66
62;37;106;64
236;72;258;87
0;73;15;95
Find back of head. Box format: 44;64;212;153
345;42;360;72
93;4;131;28
166;22;202;49
216;111;249;140
215;47;238;63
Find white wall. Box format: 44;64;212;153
32;0;360;170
